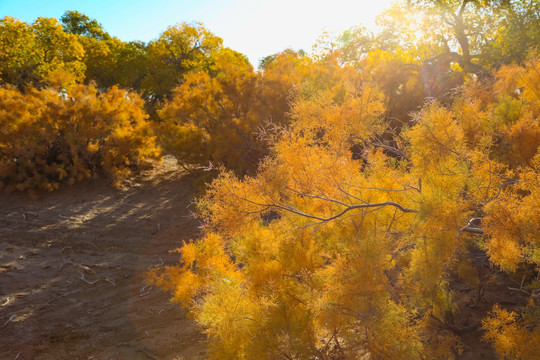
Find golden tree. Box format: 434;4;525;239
0;16;85;89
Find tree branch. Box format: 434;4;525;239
236;194;418;224
459;217;483;234
483;179;520;204
269;201;418;223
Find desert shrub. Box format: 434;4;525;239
159;49;264;175
159;48;370;175
151;59;540;359
0;83;160;192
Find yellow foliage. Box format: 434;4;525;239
142;22;223;102
154;78;468;357
0;83;160;192
291;83;386;151
458;57;540;168
505;115;540;167
153;39;540;360
160;48;380;175
483;305;540;360
483;153;540;271
0;16;85;88
159;49;262;174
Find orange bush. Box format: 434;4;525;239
0;83;160;192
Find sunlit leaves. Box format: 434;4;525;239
159;48;262;174
0;16;85;89
0;84;160;192
153;54;540;359
142;22;223;103
482;304;540;360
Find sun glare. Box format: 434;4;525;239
206;0;397;64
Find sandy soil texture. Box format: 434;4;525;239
0;156;207;360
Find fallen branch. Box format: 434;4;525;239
59;259;95;275
72;240;104;254
22;212;38;220
508;287;530;295
1;315;16;329
140;285;153;297
508;287;540;298
42;289;82;307
79;271;99;285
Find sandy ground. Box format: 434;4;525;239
0;156;207;360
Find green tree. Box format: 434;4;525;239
60;10;111;40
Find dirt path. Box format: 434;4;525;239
0;156;207;360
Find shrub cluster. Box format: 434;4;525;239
0;83;160;192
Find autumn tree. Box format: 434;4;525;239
142;22;223;106
151;79;431;358
258;48;357;131
407;0;540;70
258;49;311;128
338;0;540;126
59;11;149;92
159;48;261;174
337;5;448;126
0;16;85;90
61;10;111;40
151;78;446;358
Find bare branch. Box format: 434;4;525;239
235;192;417;225
286;187;351;207
341;182;421;193
269;201;418;223
460;226;483;234
483;179;520;204
508;287;540;299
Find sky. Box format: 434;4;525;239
0;0;396;66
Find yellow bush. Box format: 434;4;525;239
0;83;160;192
